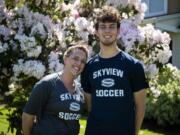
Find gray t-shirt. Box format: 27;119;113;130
23;73;85;135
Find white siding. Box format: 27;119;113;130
172;34;180;69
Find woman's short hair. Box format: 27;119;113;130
63;41;89;61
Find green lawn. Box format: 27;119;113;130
0;118;163;135
0;106;178;135
79;119;163;135
0;106;16;135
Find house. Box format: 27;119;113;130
142;0;180;68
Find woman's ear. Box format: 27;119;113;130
63;57;67;65
95;30;99;37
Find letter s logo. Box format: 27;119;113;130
69;102;80;112
101;78;115;87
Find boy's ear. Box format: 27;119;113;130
117;27;120;35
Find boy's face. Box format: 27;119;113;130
96;22;119;46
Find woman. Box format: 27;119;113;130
22;43;88;135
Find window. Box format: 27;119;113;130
143;0;168;17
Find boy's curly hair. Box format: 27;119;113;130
94;6;121;30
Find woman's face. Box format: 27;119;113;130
64;48;87;76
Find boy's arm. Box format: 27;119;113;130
134;89;146;135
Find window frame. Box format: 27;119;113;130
143;0;168;17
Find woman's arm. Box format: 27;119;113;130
22;112;35;135
84;92;92;112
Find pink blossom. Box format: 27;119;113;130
152;30;163;44
161;32;171;45
70;9;79;19
60;3;72;12
134;2;147;14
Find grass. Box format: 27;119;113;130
79;118;164;135
0;106;16;135
0;119;163;135
0;106;179;135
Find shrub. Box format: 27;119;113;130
146;64;180;125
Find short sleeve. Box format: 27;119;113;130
130;61;149;92
23;80;50;115
80;65;92;93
